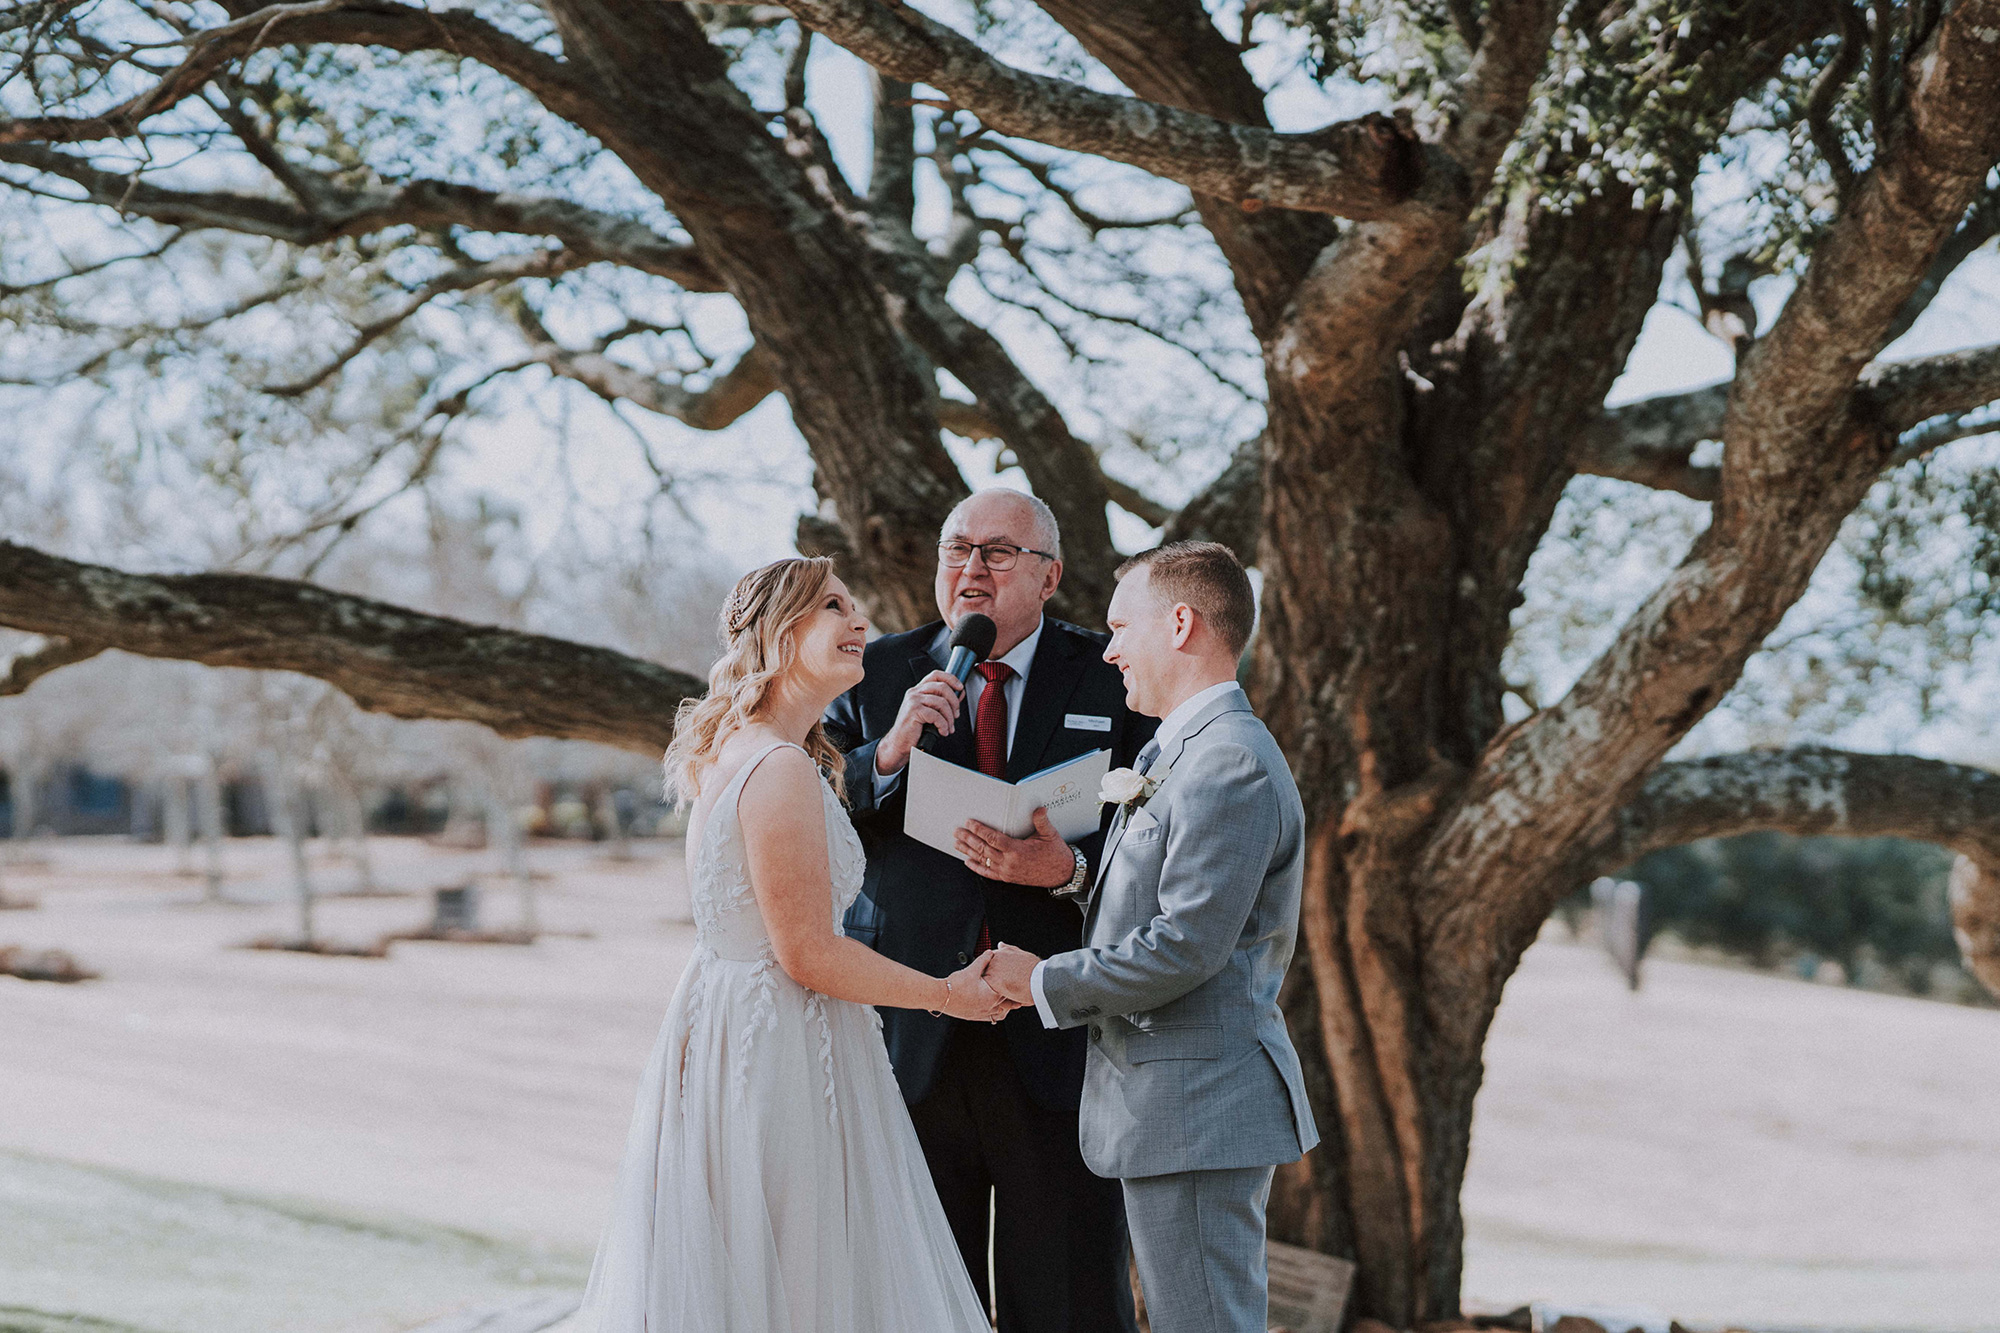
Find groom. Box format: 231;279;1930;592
984;541;1320;1333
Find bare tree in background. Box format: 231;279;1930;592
4;2;2000;1319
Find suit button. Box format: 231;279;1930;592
1089;1025;1101;1043
956;952;970;966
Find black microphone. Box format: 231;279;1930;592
918;613;997;754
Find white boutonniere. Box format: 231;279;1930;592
1099;763;1171;813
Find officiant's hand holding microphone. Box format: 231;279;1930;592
873;610;995;777
873;670;966;776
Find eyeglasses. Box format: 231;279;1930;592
937;541;1057;571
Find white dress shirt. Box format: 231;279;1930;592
1028;679;1246;1028
871;618;1045;798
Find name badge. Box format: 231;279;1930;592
1065;713;1112;732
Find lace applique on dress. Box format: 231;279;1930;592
732;958;780;1104
690;812;759;941
801;988;840;1127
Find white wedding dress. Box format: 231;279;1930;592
572;741;990;1333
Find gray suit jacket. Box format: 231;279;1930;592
1038;687;1320;1179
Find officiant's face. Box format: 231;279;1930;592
934;493;1061;654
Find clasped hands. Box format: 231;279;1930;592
942;943;1043;1022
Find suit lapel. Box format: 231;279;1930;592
1005;622;1087;782
1084;688;1254;936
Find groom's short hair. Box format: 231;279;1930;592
1117;541;1256;657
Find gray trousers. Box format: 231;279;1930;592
1122;1165;1275;1333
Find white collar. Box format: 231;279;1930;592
986;618;1043;681
1152;680;1244;755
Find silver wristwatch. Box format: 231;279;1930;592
1050;845;1090;899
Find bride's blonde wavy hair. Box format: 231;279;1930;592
662;555;850;807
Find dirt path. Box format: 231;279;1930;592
1;837;1995;1331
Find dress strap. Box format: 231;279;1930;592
714;741;811;816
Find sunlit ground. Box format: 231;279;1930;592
1;837;1995;1332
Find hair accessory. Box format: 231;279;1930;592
723;582;757;638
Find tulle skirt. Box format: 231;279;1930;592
572;945;990;1332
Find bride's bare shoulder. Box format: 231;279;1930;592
686;734;801;824
733;741;821;824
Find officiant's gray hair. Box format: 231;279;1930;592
940;490;1061;562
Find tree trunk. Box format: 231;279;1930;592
163;775;194;875
264;755;315;944
196;756;227;902
595;786;632;861
330;771;376;893
485;782;536;934
9;757;43;841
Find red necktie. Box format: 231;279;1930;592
973;661;1014;953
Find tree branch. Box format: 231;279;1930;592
1571;339;2000;499
0;540;698;753
0;144;725;290
533;340;779;432
267;249;589;397
1883;190;2000;345
1573;384;1728;500
1598;747;2000;870
0;634;106;696
1805;3;1868;200
831;207;1121;615
1421;0;2000;960
1863;339;2000;432
868;69;917;227
1265;0;1563;412
1594;746;2000;998
1951;854;2000;1000
1724;4;2000;505
931;397;1174;527
1440;0;1565;185
0;1;582;146
1028;0;1335;337
778;0;1430;221
1574;746;2000;998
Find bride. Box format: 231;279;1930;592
573;556;1012;1333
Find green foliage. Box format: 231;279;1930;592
1621;832;1963;991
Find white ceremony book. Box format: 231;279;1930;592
902;746;1111;857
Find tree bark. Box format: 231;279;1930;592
0;541;699;754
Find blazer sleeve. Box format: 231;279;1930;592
822;684;877;810
1037;740;1279;1025
823;679;910;831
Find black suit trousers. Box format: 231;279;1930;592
908;1021;1139;1333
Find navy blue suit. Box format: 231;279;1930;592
824;615;1154;1332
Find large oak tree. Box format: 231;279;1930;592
4;1;2000;1322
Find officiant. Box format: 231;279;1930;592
825;488;1155;1333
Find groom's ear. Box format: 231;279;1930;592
1170;602;1197;649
